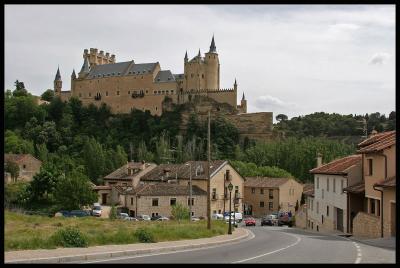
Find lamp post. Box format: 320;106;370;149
228;182;233;235
185;162;192;220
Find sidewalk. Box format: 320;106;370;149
5;228;250;263
348;236;396;250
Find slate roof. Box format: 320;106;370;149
55;67;61;81
4;154;41;164
244;177;291;188
357;131;396;154
155;70;175;83
309;155;361;175
128;62;158;75
125;183;207;196
87;61;159;79
343;181;365;194
140;160;227;182
374;176;396;188
173;73;184;80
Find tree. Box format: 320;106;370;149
29;165;63;202
109;205;117;220
35;143;49;162
171;203;190;221
276;114;288;122
13;80;28;97
5;160;20;182
4;130;35;155
41;89;55;102
82;137;105;183
54;167;98;210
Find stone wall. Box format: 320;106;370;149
352;211;381;238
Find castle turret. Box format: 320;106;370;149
54;66;62;95
240;86;247;113
71;69;76;92
184;50;188;63
78;57;90;79
204;35;220;89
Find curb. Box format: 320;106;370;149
6;228;251;263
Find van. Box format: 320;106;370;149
224;212;243;223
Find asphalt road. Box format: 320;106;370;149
79;220;395;263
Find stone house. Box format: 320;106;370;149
243;177;303;218
4;154;42;183
117;183;208;218
308;154;362;234
139;160;245;215
344;130;396;238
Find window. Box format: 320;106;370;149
23;165;26;169
155;106;158;111
170;198;176;206
131;198;133;205
341;180;344;194
322;215;324;223
370;199;375;214
106;91;108;96
376;199;380;216
202;74;204;79
311;200;314;211
322;189;324;199
117;91;120;95
171;90;174;94
188;198;194;206
368;159;373;175
191;74;194;78
327;206;329;216
269;189;273;199
317;202;319;214
260;201;265;208
327;178;329;192
317;177;319;189
260;189;264;194
269;202;273;210
152;198;158;206
212;188;217;199
251;188;255;194
89;92;91;97
146;90;148;94
333;178;336;193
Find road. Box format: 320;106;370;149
78;221;395;263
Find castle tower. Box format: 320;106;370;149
54;66;62;95
84;48;116;66
204;35;220;90
71;69;76;92
241;91;247;113
184;49;206;90
78;56;90;79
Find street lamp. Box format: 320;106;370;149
185;162;192;220
228;182;233;235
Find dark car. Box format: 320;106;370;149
59;210;71;217
70;210;91;217
261;214;278;226
151;215;162;221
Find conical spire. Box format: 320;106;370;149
234;78;237;86
185;50;188;60
242;92;245;101
55;66;61;81
80;56;90;74
209;35;217;53
71;69;76;79
198;49;201;58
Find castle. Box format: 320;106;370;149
53;36;274;141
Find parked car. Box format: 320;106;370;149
244;217;256;226
212;213;224;220
191;216;200;221
70;210;91;217
91;205;102;217
278;212;292;226
151;215;162;221
58;210;71;217
224;212;243;223
157;216;170;221
138;215;151;221
225;218;238;227
261;214;278;226
118;213;137;221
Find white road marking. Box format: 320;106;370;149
78;230;256;263
232;232;302;263
352;241;362;263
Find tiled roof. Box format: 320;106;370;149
140;160;227;182
343;181;365;194
374;176;396;188
244;177;290;188
309;155;361;175
155;70;175;83
357;131;396;153
104;162;153;180
303;183;314;197
126;183;207;196
92;185;111;190
4;154;41;164
87;62;159;79
173;73;184;80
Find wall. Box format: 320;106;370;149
352;211;381;238
14;156;42;183
243;187;280;217
278;179;303;214
382;187;396;237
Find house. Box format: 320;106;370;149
309;154;362;233
4;154;42;183
93;161;156;205
117;183;208;218
243;177;303;217
139;160;246;215
344;130;396;238
302;183;315;230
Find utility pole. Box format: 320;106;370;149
207;110;211;229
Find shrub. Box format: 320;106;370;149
171;203;189;221
134;228;155;243
109;205;117;220
51;227;88;247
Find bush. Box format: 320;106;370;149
109;205;117;220
51;227;88;247
134;228;155;243
171;203;189;221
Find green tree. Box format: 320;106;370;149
54;167;98;210
171;203;190;221
29;165;63;202
137;140;154;162
35;143;49;163
41;89;55;102
13;80;28;97
82;137;105;183
5;160;20;182
5;181;30;207
4;130;35;154
109;205;118;220
276;114;288;122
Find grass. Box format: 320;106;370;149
4;211;228;251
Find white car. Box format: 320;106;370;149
191;216;200;221
157;216;170;221
138;215;151;221
212;213;224;220
92;205;102;217
224;212;243;223
225;218;239;227
119;213;136;221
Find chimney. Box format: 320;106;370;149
370;129;378;137
316;153;323;168
141;160;146;170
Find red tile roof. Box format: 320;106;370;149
357;131;396;153
309;155;361;175
125;183;207;196
244;177;291;188
374;176;396;188
4;154;41;164
343;181;365;194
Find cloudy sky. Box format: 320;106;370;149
5;5;395;120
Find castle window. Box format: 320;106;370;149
145;90;148;94
166;90;169;94
155;106;158;111
118;72;121;75
214;55;215;58
112;73;115;76
157;79;160;81
171;90;174;94
128;91;130;94
129;72;132;74
202;74;204;79
154;91;156;94
117;91;120;95
106;91;108;96
191;74;194;78
162;90;165;94
89;93;91;97
209;56;210;59
141;76;143;79
158;91;161;94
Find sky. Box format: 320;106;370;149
4;5;396;120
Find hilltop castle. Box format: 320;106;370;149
53;36;274;141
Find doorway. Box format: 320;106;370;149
336;208;344;232
102;193;107;205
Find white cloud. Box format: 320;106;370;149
369;52;391;65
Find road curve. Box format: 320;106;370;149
79;226;395;263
